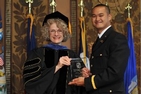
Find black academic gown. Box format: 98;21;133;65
23;46;86;94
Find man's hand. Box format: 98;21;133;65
82;67;92;77
68;77;85;86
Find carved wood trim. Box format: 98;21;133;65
5;0;11;93
70;0;77;52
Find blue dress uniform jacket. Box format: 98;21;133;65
84;27;130;94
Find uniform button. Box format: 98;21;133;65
109;90;112;92
92;56;94;58
100;54;102;56
91;64;93;67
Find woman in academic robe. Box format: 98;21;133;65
23;11;86;94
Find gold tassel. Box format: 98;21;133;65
79;17;86;64
68;22;72;34
26;14;34;39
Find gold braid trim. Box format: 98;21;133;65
91;75;97;89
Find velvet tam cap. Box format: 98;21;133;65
42;11;69;26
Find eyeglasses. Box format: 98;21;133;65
49;29;63;34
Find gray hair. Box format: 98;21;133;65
41;19;71;42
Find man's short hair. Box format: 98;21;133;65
93;4;110;14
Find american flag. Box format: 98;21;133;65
0;57;4;66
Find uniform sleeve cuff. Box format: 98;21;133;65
91;75;97;89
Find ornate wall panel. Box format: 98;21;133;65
10;0;49;94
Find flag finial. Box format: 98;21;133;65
125;3;132;18
78;0;84;17
25;0;33;14
50;0;57;13
105;1;108;6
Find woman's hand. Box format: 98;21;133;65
55;56;71;72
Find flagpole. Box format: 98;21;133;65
125;3;133;36
78;0;86;64
25;0;33;14
124;3;138;94
25;0;36;56
26;0;34;39
50;0;57;13
125;3;132;18
78;0;84;17
105;2;108;6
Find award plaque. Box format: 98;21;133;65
70;58;83;80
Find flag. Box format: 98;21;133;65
0;57;4;66
0;11;3;41
79;17;90;69
124;18;138;94
0;10;7;94
27;14;36;56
